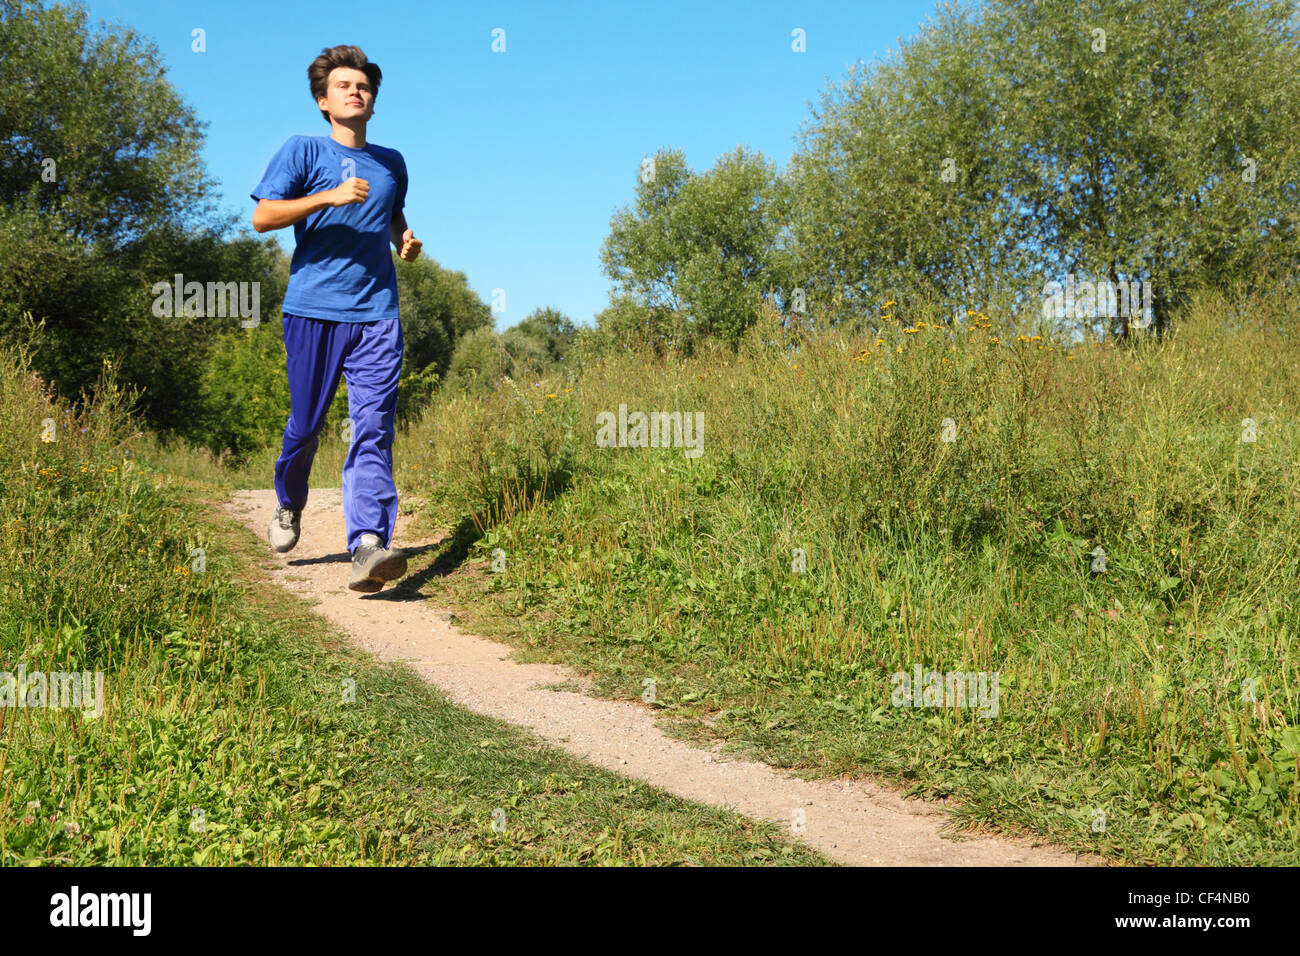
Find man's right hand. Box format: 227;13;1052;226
252;179;370;232
329;177;370;206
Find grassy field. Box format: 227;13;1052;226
0;345;828;865
340;288;1299;866
22;287;1300;866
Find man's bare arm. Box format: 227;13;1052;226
389;211;408;248
390;211;423;262
252;178;370;233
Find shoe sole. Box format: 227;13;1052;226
348;551;407;593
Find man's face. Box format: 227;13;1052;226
318;67;374;123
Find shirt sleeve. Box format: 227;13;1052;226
392;151;408;218
251;136;308;202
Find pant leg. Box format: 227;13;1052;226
340;317;403;552
273;312;353;511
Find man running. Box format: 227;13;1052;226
251;44;421;593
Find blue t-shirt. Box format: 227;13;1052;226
251;135;408;322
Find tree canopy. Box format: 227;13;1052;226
786;0;1300;336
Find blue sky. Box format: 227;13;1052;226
79;0;943;329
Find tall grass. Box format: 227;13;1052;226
0;342;825;866
401;287;1300;864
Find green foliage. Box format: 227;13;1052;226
406;286;1300;864
0;0;215;243
194;316;353;461
508;307;579;364
580;294;690;364
446;326;509;392
0;341;822;866
195;321;290;459
500;327;550;375
395;362;440;425
787;0;1300;333
394;254;493;376
787;2;1025;328
445;312;578;396
600;147;794;348
0;0;285;437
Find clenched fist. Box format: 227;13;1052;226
330;177;369;206
398;228;422;262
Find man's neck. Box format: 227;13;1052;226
329;120;367;149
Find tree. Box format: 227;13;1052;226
393;254;493;378
0;0;218;244
0;0;283;434
786;0;1300;336
445;326;508;391
577;294;686;365
787;2;1032;329
507;306;578;364
499;326;550;375
985;0;1300;337
601;146;794;347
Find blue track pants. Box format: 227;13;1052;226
273;312;403;553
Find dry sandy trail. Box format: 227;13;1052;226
225;487;1090;867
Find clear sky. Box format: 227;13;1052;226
77;0;943;329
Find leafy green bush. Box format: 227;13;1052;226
576;295;690;366
446;326;508;392
509;307;580;365
501;328;550;375
196;322;290;459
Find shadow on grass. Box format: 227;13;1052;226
369;462;576;602
290;541;445;571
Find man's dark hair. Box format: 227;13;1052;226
308;45;382;125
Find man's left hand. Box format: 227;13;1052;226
398;228;422;262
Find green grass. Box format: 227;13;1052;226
0;344;829;866
373;287;1300;865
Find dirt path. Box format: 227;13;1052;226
225;488;1089;866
